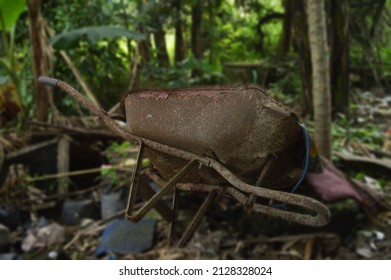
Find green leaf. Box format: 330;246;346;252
0;0;26;31
355;172;365;180
50;26;145;49
0;75;9;84
378;179;388;188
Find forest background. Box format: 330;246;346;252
0;0;391;260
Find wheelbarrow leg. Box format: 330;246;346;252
147;175;221;247
126;142;173;222
176;190;218;247
126;141;145;219
169;187;181;246
138;175;173;223
126;158;198;222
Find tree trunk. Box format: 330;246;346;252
191;0;203;60
191;0;204;77
330;0;349;117
174;0;186;64
137;24;152;66
27;0;51;122
277;0;293;58
306;0;332;159
154;29;170;67
369;0;386;39
292;0;312;116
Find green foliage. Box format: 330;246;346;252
378;178;388;188
100;167;122;186
0;0;26;31
43;0;138;112
354;172;365;180
332;114;384;151
37;0;290;111
50;26;144;49
354;172;388;190
101;141;134;186
0;0;28;120
139;56;226;88
4;0;389;128
101;141;149;186
266;58;303;98
106;141;134;160
205;9;259;63
348;0;391;86
201;0;284;65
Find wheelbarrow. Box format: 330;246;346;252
39;77;330;247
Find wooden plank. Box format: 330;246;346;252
336;152;391;175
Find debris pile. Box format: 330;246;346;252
0;107;391;259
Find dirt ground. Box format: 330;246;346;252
108;194;391;260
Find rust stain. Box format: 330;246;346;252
138;90;225;101
139;92;169;100
176;91;224;100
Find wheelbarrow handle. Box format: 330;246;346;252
38;76;60;87
39;76;138;142
205;157;330;226
39;76;106;119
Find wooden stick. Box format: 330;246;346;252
45;25;101;108
25;164;134;182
